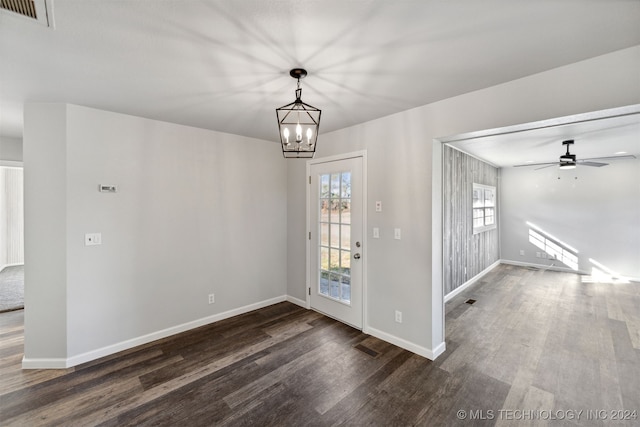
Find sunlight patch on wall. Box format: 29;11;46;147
526;221;578;270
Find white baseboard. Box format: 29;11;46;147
444;260;501;302
285;295;308;308
21;357;69;370
366;326;446;361
23;295;287;369
22;293;455;369
0;262;24;273
500;259;589;275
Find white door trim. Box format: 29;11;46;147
306;150;368;332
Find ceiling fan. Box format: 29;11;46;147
514;139;637;170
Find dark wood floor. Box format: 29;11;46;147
1;264;639;426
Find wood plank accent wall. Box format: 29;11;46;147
443;146;499;295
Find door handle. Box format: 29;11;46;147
353;253;361;259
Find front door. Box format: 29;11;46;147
309;156;363;328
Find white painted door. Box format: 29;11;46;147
309;156;363;328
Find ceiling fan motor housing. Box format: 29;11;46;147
560;139;576;163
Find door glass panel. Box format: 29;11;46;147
341;172;351;198
340;200;351;224
340;250;351;272
331;248;341;271
330;174;340;198
321;248;330;276
340;225;350;249
320;271;330;296
320;200;330;222
329;273;340;298
321;175;330;199
330;223;340;248
340;275;351;304
318;171;352;305
320;223;329;246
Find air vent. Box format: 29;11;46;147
1;0;53;27
354;344;380;358
1;0;36;18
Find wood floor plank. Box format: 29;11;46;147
1;268;640;426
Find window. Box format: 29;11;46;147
472;183;496;233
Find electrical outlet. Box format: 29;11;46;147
208;294;215;304
375;201;382;212
395;310;402;323
536;252;541;258
519;250;525;256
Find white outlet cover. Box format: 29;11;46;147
373;227;380;238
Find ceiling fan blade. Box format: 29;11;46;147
514;154;635;169
513;161;557;168
582;154;636;161
579;161;608;167
534;164;557;170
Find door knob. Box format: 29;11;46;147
353;253;361;259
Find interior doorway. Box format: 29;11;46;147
434;104;640;342
0;165;24;312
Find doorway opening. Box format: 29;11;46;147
0;165;24;312
434;104;640;344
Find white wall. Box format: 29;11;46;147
23;103;287;366
287;45;640;358
500;159;640;280
0;136;23;162
23;103;68;362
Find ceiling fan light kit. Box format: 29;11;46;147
559;161;576;170
276;68;321;159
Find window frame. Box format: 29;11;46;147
472;183;497;234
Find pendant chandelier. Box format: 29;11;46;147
276;68;321;158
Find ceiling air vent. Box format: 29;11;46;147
1;0;53;27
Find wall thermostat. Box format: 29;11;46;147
99;184;117;193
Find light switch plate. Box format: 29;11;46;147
394;228;401;240
373;227;380;238
85;233;102;246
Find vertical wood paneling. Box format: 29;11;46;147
443;146;498;295
3;167;24;265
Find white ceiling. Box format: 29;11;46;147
445;110;640;167
1;0;640;153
